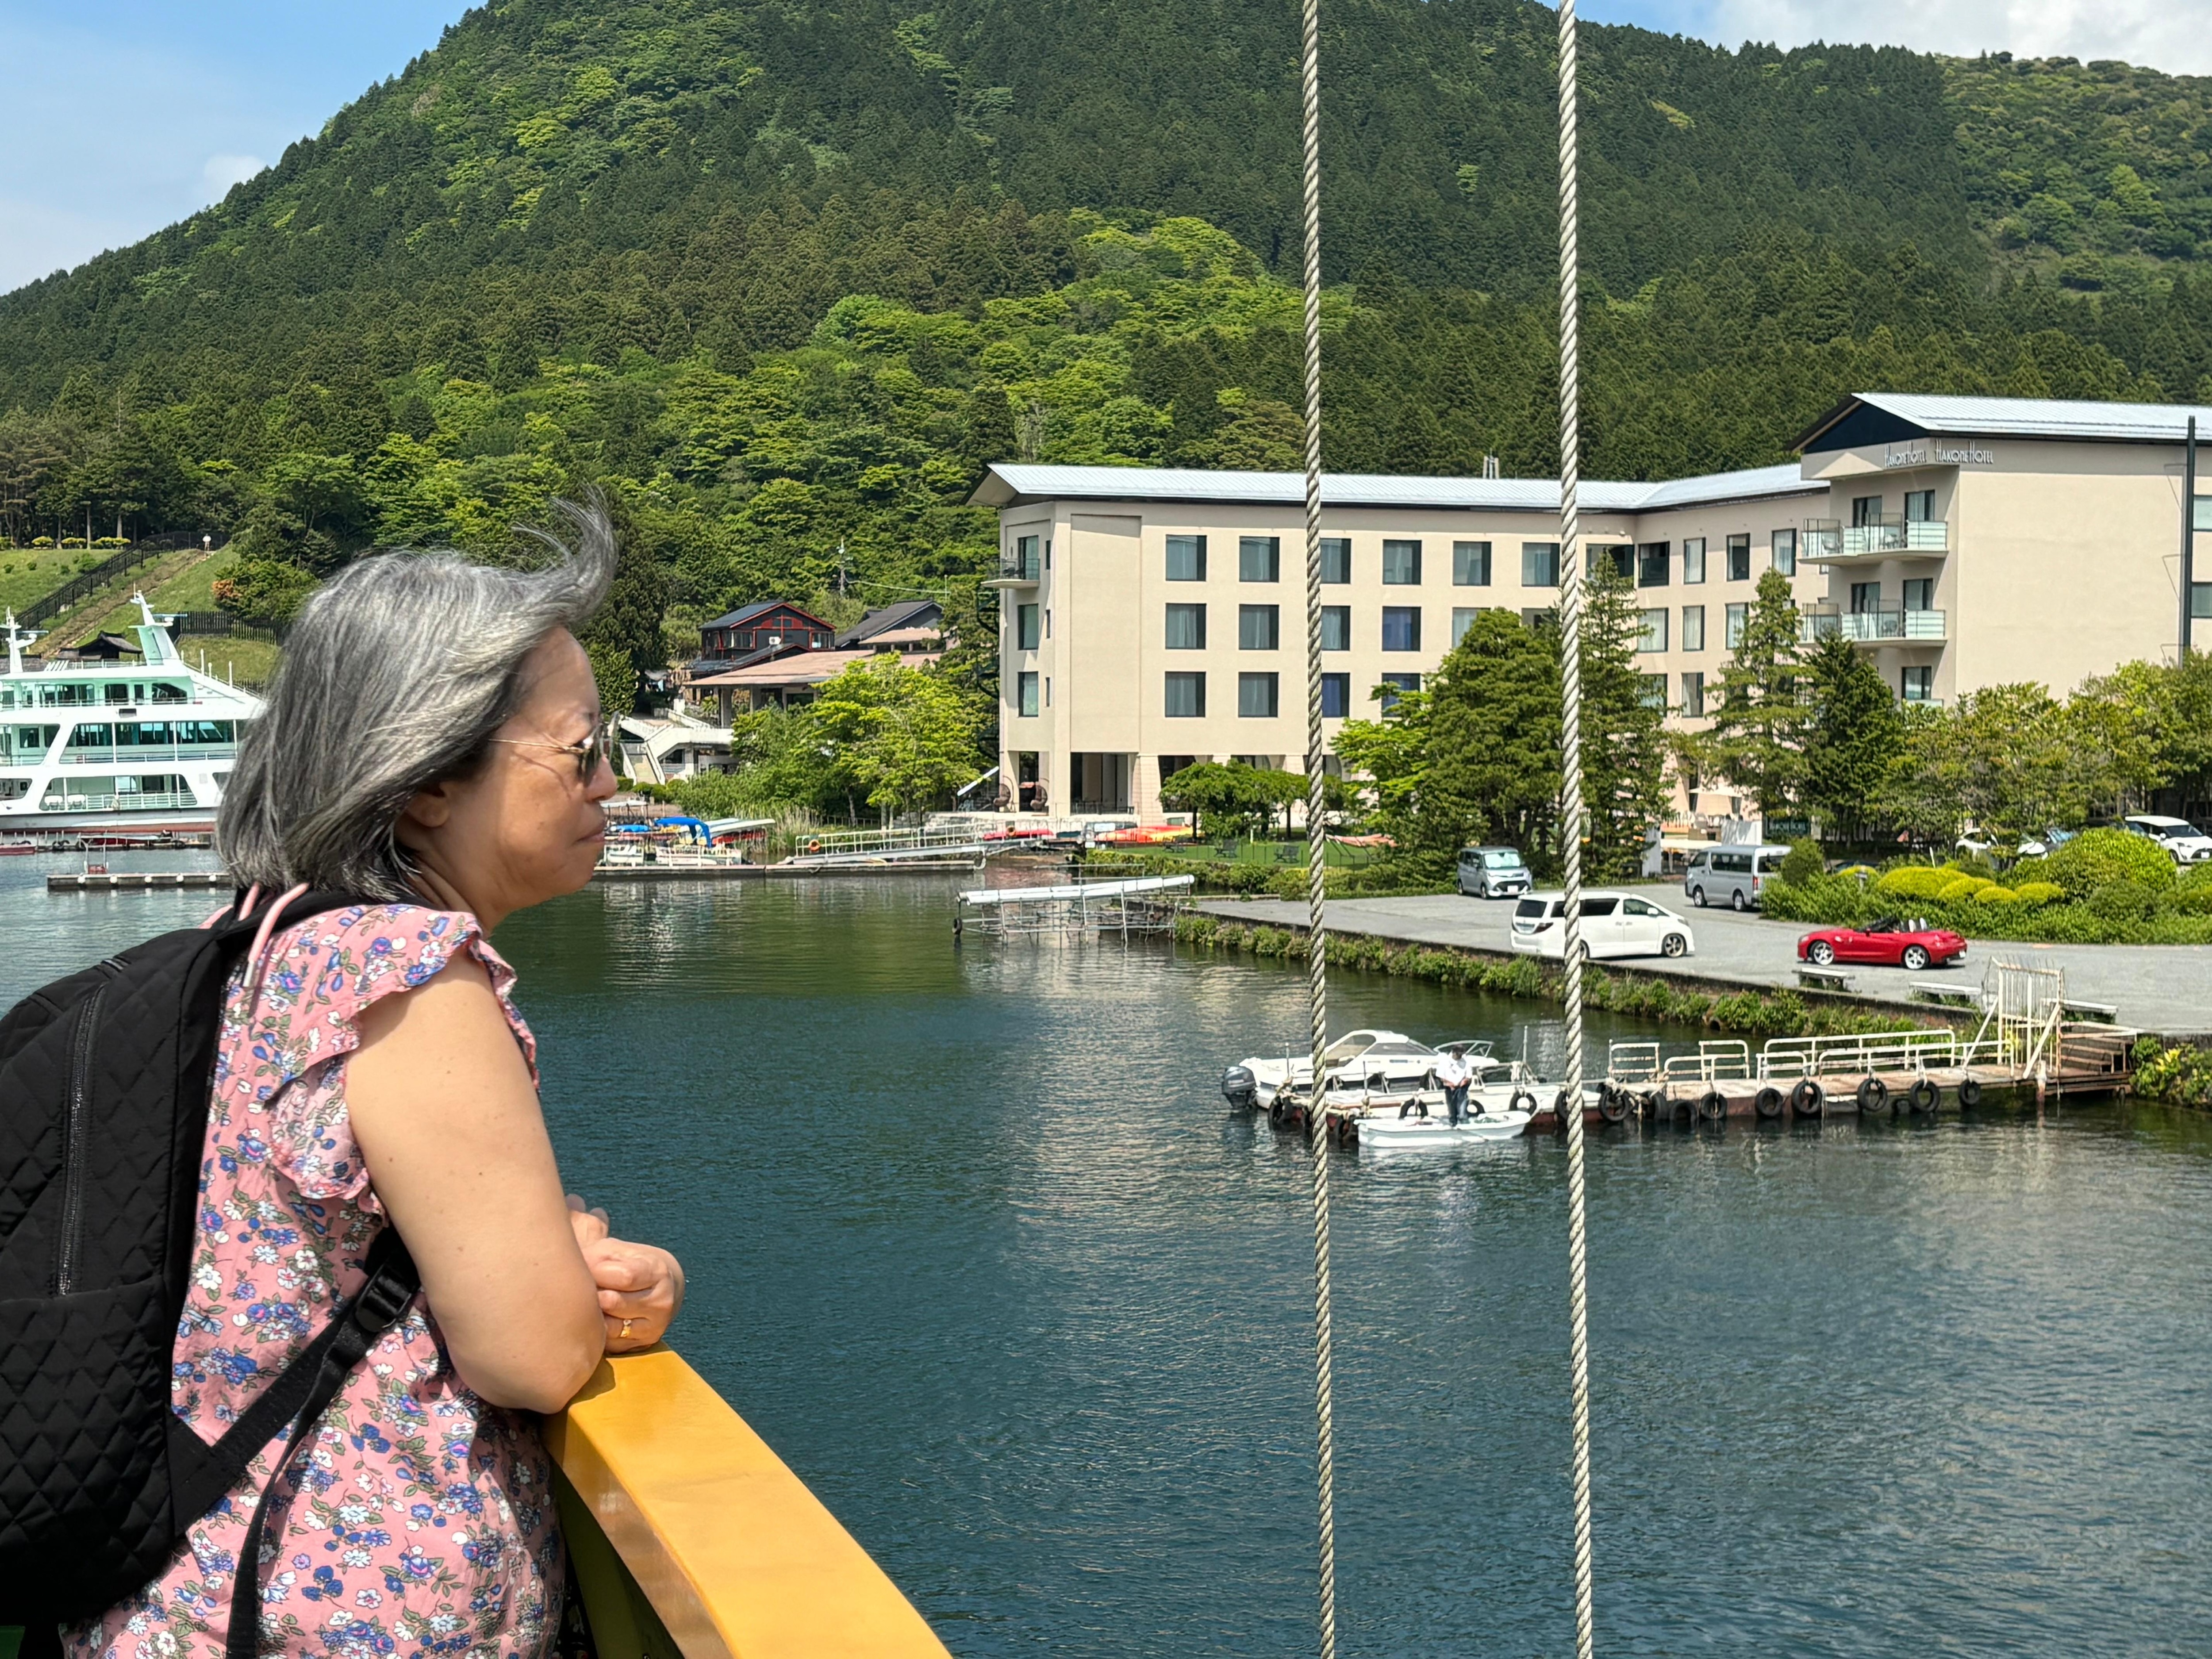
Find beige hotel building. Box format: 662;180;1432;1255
973;392;2212;818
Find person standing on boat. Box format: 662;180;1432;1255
1433;1048;1475;1125
67;502;685;1659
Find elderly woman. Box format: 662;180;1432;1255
70;505;684;1659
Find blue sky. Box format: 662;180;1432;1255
1;0;2204;298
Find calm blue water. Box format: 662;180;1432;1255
10;857;2212;1656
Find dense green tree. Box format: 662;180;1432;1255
1414;608;1562;869
1158;761;1306;839
1801;632;1905;840
1699;568;1808;815
1576;564;1671;878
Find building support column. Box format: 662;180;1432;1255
1133;753;1162;820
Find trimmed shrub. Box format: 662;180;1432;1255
1779;839;1824;886
2010;881;2065;906
1971;886;2025;905
2039;827;2174;899
1876;865;1957;901
1934;873;1996;903
2090;879;2158;922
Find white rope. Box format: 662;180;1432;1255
1298;0;1337;1649
1555;1;1597;1654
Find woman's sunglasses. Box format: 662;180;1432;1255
488;729;613;785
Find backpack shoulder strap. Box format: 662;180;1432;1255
164;1228;420;1651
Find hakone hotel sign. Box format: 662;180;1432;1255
1884;440;1997;468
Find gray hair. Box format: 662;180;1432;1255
217;500;617;900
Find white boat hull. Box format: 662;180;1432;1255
1355;1109;1533;1147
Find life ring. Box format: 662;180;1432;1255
1856;1075;1890;1115
806;838;822;854
1957;1076;1983;1109
1790;1078;1824;1118
1754;1085;1785;1119
1905;1076;1939;1114
1510;1089;1538;1117
1698;1088;1729;1123
1598;1085;1628;1124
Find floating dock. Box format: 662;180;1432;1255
47;871;230;891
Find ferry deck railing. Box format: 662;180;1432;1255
547;1346;950;1659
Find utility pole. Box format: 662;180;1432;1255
2183;415;2199;659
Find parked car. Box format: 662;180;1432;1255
1682;844;1791;910
1797;919;1966;972
2122;814;2212;864
1458;845;1532;899
1958;824;2074;860
1511;891;1695;960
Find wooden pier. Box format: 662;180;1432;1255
47;870;229;891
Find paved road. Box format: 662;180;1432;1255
1196;883;2212;1036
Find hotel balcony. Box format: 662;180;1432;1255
987;545;1042;588
1802;515;1949;563
1801;606;1947;645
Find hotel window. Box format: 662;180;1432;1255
1851;495;1882;527
1522;541;1560;587
1321;673;1351;718
1682;537;1706;584
1453;541;1492;586
1680;671;1705;717
1639;608;1668;652
1588;544;1633;581
1379;672;1421;709
1016;604;1040;650
1451;607;1482;647
1166;534;1207;581
1239;604;1280;650
1240;536;1280;582
1321;605;1351;651
1321;537;1351;584
1637;542;1670;588
1238;672;1280;718
1522;607;1559;630
1018;671;1039;717
1164;603;1207;650
1014;534;1040;580
1850;581;1881;615
1164;671;1206;717
1902;666;1934;703
2192;584;2212;619
1771;529;1797;576
1726;534;1751;581
1639;673;1669;710
1725;602;1748;649
1682;605;1705;652
1903;578;1934;612
1381;607;1421;651
1382;539;1422;584
1904;489;1936;522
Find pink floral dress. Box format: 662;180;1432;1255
67;904;565;1659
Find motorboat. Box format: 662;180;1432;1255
1221;1029;1486;1117
1340;1055;1544;1148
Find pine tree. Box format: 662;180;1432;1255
1576;564;1671;878
1701;567;1809;816
1801;631;1902;840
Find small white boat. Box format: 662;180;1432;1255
1222;1030;1493;1118
1339;1056;1544;1148
1353;1104;1534;1147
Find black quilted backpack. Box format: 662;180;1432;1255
0;889;419;1656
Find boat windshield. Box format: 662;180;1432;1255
1362;1040;1435;1059
1321;1033;1377;1064
1478;1065;1519;1087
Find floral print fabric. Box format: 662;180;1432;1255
67;904;564;1659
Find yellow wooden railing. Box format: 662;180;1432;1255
545;1348;952;1659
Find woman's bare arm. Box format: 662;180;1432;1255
348;951;604;1412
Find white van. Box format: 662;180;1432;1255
1510;891;1695;959
1682;844;1792;910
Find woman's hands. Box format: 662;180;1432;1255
567;1196;686;1353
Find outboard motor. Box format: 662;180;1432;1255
1221;1065;1259;1110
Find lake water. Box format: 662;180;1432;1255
11;856;2212;1657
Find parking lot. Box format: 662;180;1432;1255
1197;883;2212;1037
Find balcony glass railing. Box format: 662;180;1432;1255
1801;607;1947;643
997;546;1041;583
1802;516;1948;559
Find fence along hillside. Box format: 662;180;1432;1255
16;534;228;630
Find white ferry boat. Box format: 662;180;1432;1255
1;596;264;835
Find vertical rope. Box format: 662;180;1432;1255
1298;0;1337;1651
1555;2;1597;1656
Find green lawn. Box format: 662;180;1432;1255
1158;837;1378;868
0;549;104;617
147;547;237;613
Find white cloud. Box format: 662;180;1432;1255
1707;0;2212;74
202;154;267;195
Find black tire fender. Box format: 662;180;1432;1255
1906;1076;1939;1113
1856;1075;1890;1114
1699;1088;1729;1122
1755;1086;1786;1119
1958;1076;1984;1108
1511;1090;1537;1116
1598;1084;1628;1124
1790;1078;1824;1117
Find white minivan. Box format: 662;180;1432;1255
2123;815;2212;864
1510;891;1696;960
1682;843;1792;910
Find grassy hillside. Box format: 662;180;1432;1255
0;0;2209;683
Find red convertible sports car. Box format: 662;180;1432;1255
1797;920;1967;972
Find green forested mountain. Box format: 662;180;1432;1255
2;0;2212;666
